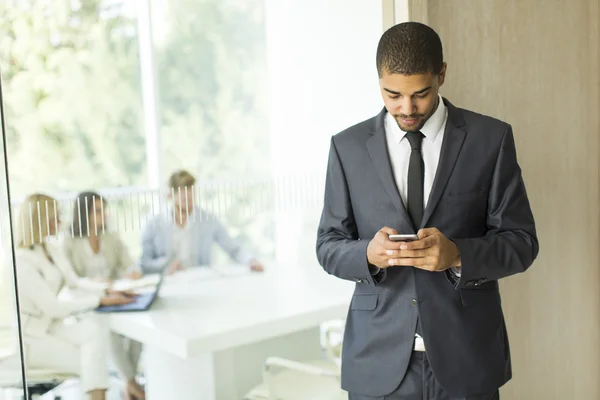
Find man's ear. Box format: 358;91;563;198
438;62;447;87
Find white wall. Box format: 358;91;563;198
265;0;385;263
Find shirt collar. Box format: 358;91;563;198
385;95;447;144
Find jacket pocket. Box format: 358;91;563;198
350;293;378;311
459;287;500;307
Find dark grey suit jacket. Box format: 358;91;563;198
316;98;538;398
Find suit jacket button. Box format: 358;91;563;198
411;298;418;306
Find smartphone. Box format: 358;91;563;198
388;234;419;242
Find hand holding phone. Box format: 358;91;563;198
388;234;419;242
367;228;418;269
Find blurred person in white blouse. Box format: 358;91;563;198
63;191;145;400
15;193;135;400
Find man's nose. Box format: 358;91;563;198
399;98;416;115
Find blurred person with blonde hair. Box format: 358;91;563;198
141;169;264;274
15;193;136;400
63;191;145;400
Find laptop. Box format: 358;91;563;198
96;269;166;313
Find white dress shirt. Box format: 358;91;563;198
385;96;445;212
171;219;194;268
384;95;462;280
384;95;460;347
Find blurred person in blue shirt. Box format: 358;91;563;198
140;169;264;275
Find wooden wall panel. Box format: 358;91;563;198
421;1;600;398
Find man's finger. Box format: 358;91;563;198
381;240;404;250
401;235;438;250
417;227;440;239
388;257;430;266
389;258;442;272
379;226;399;236
385;249;428;258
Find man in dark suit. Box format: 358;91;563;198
316;22;538;400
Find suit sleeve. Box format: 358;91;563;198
451;126;539;289
316;137;386;285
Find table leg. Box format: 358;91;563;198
145;327;322;400
145;347;215;400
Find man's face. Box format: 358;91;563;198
379;64;446;132
172;186;195;213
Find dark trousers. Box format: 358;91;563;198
348;352;500;400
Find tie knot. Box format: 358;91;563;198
405;132;424;150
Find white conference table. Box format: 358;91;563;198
108;264;354;400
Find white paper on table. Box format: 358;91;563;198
111;274;161;292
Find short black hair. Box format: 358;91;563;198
376;22;444;77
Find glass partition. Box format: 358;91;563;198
0;0;388;398
0;71;26;400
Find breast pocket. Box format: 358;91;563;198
350;294;378;311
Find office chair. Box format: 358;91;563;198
244;324;345;400
0;354;75;400
21;374;66;400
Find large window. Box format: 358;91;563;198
0;0;146;196
0;0;272;261
0;0;383;265
0;0;387;397
265;0;384;264
152;0;271;262
153;0;268;180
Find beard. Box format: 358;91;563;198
394;115;426;132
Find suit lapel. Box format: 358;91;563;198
366;108;413;230
421;99;467;227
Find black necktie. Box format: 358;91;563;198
406;132;424;231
